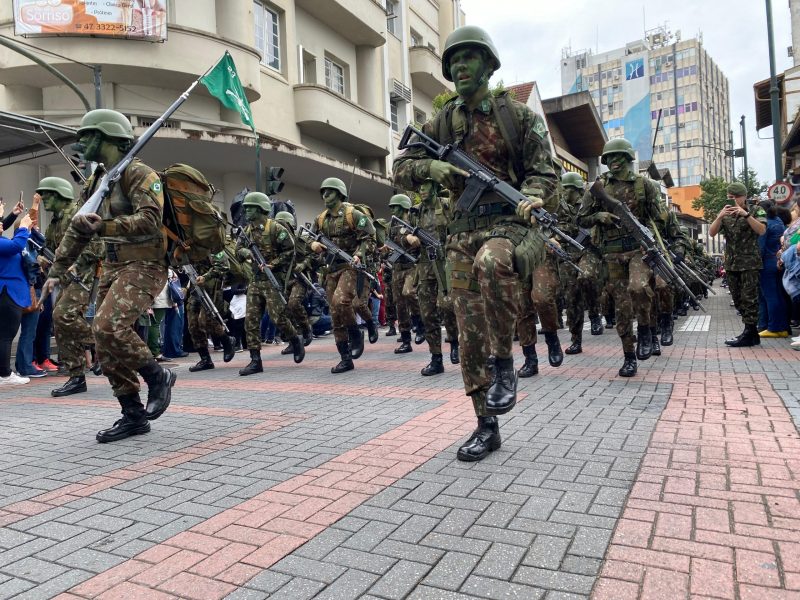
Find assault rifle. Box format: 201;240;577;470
295;271;327;304
298;226;378;285
589;179;705;311
669;250;716;295
398;125;584;252
390;215;442;262
232;226;288;306
545;240;585;276
383;239;418;265
84;262;102;321
182;263;230;333
27;228;89;292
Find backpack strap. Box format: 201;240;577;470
316;209;328;231
491;94;525;187
343;203;355;229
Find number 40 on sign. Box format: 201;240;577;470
767;181;794;205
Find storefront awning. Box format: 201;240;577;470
0;111;77;167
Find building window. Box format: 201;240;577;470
325;57;345;95
390;99;399;132
410;29;422;47
387;0;399;37
254;2;280;71
413;107;426;125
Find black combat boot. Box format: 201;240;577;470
90;361;103;376
189;348;215;372
239;349;263;376
414;318;426;345
281;343;294;355
386;323;397;336
565;333;582;355
302;327;313;347
486;357;517;415
289;335;305;364
677;301;688;317
618;352;638;377
96;394;150;443
651;332;662;356
349;325;365;360
394;331;413;354
636;326;652;360
660;314;674;346
449;341;460;364
517;345;538;378
421;353;444;376
221;335;236;363
331;341;354;373
457;416;501;461
138;360;177;420
590;315;604;336
605;314;615;329
726;324;760;347
544;332;564;367
51;375;87;397
365;320;379;344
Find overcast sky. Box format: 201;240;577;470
459;0;793;186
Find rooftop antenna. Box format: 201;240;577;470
643;6;646;38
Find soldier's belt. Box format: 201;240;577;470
448;211;522;236
602;236;639;253
104;240;164;263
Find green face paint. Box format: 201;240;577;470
606;153;630;176
322;189;341;210
74;130;105;163
419;182;434;203
244;205;266;224
390;205;407;218
449;47;489;99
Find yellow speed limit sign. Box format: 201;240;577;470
768;181;794;204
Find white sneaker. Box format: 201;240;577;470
0;373;31;385
792;336;800;342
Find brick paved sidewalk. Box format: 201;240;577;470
0;284;798;600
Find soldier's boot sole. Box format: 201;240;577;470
96;420;150;443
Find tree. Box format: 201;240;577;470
692;168;767;222
431;81;513;117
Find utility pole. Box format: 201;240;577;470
740;115;749;189
766;0;784;180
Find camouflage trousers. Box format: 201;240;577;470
383;269;396;323
286;279;312;336
531;255;561;332
391;265;419;333
53;281;93;377
448;227;537;414
93;261;166;397
187;290;225;351
651;275;673;326
353;271;375;324
727;269;760;325
516;281;538;347
325;267;359;344
245;276;296;350
605;250;655;352
417;261;458;355
561;251;603;339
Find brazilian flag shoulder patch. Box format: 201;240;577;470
278;230;287;241
358;216;368;228
150;180;162;193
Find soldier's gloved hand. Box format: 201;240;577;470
406;234;421;248
237;248;252;261
36;255;51;268
594;212;620;226
429;160;467;189
41;277;59;300
196;275;205;285
310;241;325;254
548;237;561;249
516;197;544;224
72;212;103;234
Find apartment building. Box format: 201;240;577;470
561;26;732;187
0;0;461;226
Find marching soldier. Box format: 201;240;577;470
43;109;176;442
385;194;421;354
236;192;304;375
394;25;557;461
310;178;376;373
274;210;315;351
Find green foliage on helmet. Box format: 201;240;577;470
274;211;295;227
388;194;412;210
77;109;134;140
242;192;272;213
560;172;585;190
319;177;348;198
441;25;501;82
36;176;75;201
601;138;635;164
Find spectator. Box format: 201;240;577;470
307;283;332;337
147;278;172;361
779;201;800;348
15;210;47;379
227;284;247;351
162;268;188;359
1;212;34;385
757;201;789;337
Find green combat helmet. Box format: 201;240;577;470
561;172;585;190
274;211;296;228
36;176;75;200
76;109;134;140
388;194;412;210
242;191;272;214
601;138;636;165
441;25;501;82
320;177;348;199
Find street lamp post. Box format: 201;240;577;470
766;0;783;180
741;115;749;189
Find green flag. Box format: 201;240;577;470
201;51;255;132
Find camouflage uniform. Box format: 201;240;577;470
313;204;376;344
394;89;557;414
50;160;168;398
720;204;767;326
577;170;666;355
50;203;104;378
388;220;421;337
239;220;296;350
285;230;317;340
187;253;229;351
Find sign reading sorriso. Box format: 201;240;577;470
13;0;168;42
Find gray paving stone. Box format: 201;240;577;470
472;543;527;580
523;535;572;569
342;520;398;552
513;566;596;594
461;575;546;600
567;527;613;559
372;540;445;565
271;555;346;584
389;515;440;544
6;568;92;600
368;560;432;600
245;569;292;593
421;551;481;591
1;556;68;583
223;588;269;600
326;547;397;575
269;576;326;600
314;569;380;600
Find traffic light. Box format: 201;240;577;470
267;167;284;196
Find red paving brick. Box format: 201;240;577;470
591;374;800;599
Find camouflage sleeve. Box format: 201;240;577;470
100;164;163;238
48;226;94;280
293;237;312;273
351;209;376;261
752;206;768;224
203;251;230;284
519;108;559;208
272;222;295;271
392;115;441;190
576;189;602;228
73;237;104;276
